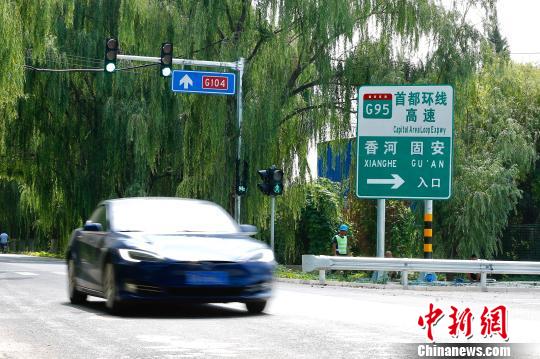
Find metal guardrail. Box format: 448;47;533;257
302;255;540;291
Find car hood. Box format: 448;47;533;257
120;233;268;262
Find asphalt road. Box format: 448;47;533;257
1;254;540;359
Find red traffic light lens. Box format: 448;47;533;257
272;170;283;182
162;43;172;54
106;38;118;50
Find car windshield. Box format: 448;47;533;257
109;199;239;234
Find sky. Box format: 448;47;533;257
438;0;540;66
497;0;540;65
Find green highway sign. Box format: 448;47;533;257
356;85;454;199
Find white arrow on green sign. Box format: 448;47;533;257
367;174;405;189
356;85;454;200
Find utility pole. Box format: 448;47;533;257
235;58;245;223
116;53;245;222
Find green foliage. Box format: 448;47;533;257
23;251;64;259
275;265;319;280
1;0;527;265
297;179;343;256
437;58;540;259
388;201;422;258
343;193;377;256
275;265;370;283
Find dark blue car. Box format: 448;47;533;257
66;197;275;314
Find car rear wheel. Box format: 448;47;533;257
68;259;87;304
103;262;125;315
245;300;267;314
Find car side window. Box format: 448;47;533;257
88;205;108;231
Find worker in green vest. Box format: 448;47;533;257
331;224;349;256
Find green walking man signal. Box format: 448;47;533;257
236;160;248;196
257;166;284;196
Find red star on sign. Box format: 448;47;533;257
363;93;393;100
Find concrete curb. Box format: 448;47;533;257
274;277;540;292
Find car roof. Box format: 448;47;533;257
101;197;216;207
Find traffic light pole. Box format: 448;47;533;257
235;58;245;223
270;196;276;252
116;54;245;222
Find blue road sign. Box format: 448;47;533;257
171;70;236;95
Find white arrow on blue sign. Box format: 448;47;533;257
171;70;236;95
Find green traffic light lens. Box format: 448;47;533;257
105;63;116;72
161;67;172;77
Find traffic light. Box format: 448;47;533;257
272;168;284;195
104;38;118;73
257;169;272;195
257;166;284;196
236;160;248;196
160;42;173;77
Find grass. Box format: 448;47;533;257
274;267;540;285
275;265;371;282
22;251;65;259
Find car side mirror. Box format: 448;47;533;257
239;224;257;236
83;221;103;232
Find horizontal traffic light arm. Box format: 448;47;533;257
116;54;239;70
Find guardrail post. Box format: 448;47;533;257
402;270;409;289
480;272;487;292
319;270;326;285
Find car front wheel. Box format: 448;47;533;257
245;300;267;314
68;259;87;304
103;262;125;315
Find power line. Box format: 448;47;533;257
23;65;103;72
23;63;160;73
115;63;160;71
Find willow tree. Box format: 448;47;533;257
0;0;486;259
436;56;540;259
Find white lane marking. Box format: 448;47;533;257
15;272;38;276
52;271;66;275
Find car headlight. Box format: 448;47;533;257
118;249;164;263
243;249;275;263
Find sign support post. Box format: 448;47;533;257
424;200;433;259
421;199;434;281
270;196;276;252
375;199;386;281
